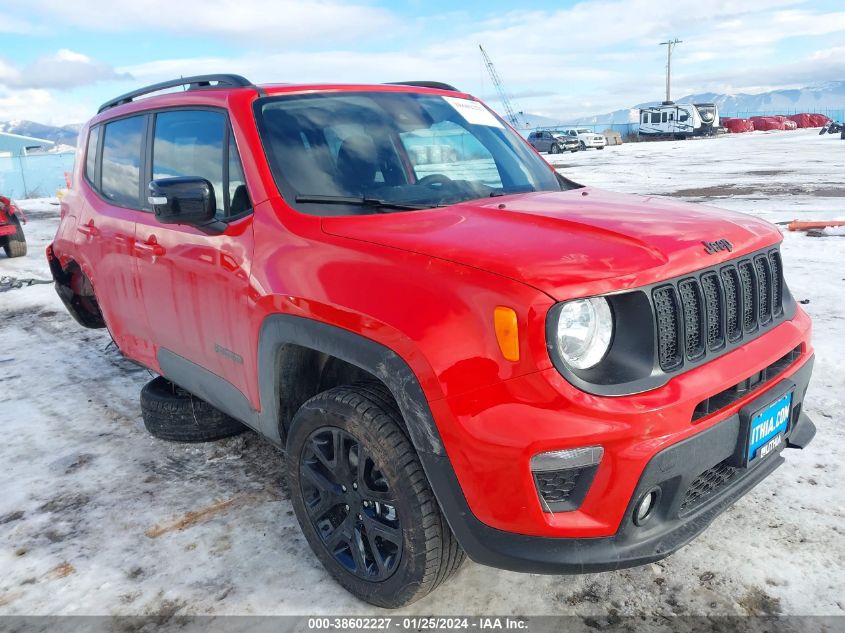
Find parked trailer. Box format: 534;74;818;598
638;102;720;138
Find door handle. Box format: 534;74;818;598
77;221;99;237
134;237;165;257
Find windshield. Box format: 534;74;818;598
576;128;592;134
254;91;572;215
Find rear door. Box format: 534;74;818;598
79;114;156;365
134;108;255;396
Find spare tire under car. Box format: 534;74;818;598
140;376;246;442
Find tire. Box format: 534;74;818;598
2;216;26;258
286;383;465;608
597;146;605;150
549;143;560;154
140;376;246;442
579;141;586;150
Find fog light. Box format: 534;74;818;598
633;489;660;526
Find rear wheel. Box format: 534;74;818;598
140;376;246;442
2;216;26;258
287;383;465;608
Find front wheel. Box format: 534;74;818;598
549;143;560;154
287;383;465;608
579;140;587;150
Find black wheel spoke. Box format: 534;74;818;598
301;459;342;497
362;511;401;546
299;425;403;582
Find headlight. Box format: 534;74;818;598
552;297;613;369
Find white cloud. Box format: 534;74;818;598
0;49;131;90
0;88;91;125
24;0;401;45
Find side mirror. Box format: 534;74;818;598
148;177;222;232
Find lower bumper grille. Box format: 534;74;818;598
679;460;740;515
532;465;598;513
693;345;802;421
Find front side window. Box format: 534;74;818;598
153;110;226;218
255;91;571;215
101;115;145;207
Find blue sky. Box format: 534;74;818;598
1;0;843;124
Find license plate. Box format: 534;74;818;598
747;391;792;464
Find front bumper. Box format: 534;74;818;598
424;356;815;573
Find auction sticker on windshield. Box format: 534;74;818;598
443;96;504;129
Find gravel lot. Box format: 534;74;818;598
0;128;843;620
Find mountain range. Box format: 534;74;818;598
564;81;845;125
0;120;81;147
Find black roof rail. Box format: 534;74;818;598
97;74;257;114
386;81;460;92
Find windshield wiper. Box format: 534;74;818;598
294;195;435;212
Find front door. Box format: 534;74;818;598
134;109;255;397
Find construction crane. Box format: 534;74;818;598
479;44;526;128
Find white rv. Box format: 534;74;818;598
638;102;720;137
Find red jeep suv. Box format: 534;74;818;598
48;75;816;607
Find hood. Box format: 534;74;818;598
321;187;781;300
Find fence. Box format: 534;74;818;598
0;152;76;199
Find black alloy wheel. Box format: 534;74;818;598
299;426;402;581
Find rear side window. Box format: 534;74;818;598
101;116;146;208
85;126;100;185
152;110;250;219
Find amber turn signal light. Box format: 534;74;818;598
494;306;520;362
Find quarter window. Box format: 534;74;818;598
101;116;145;208
85;126;100;186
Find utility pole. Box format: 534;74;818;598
659;38;682;104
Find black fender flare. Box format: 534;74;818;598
254;314;445;455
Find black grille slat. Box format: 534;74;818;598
755;256;772;324
738;260;757;332
679;279;705;360
769;251;783;317
700;272;725;350
653;286;683;371
720;267;742;343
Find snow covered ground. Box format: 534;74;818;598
0;129;843;619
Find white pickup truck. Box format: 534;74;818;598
561;128;606;150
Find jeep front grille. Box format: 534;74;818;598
653;249;786;372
